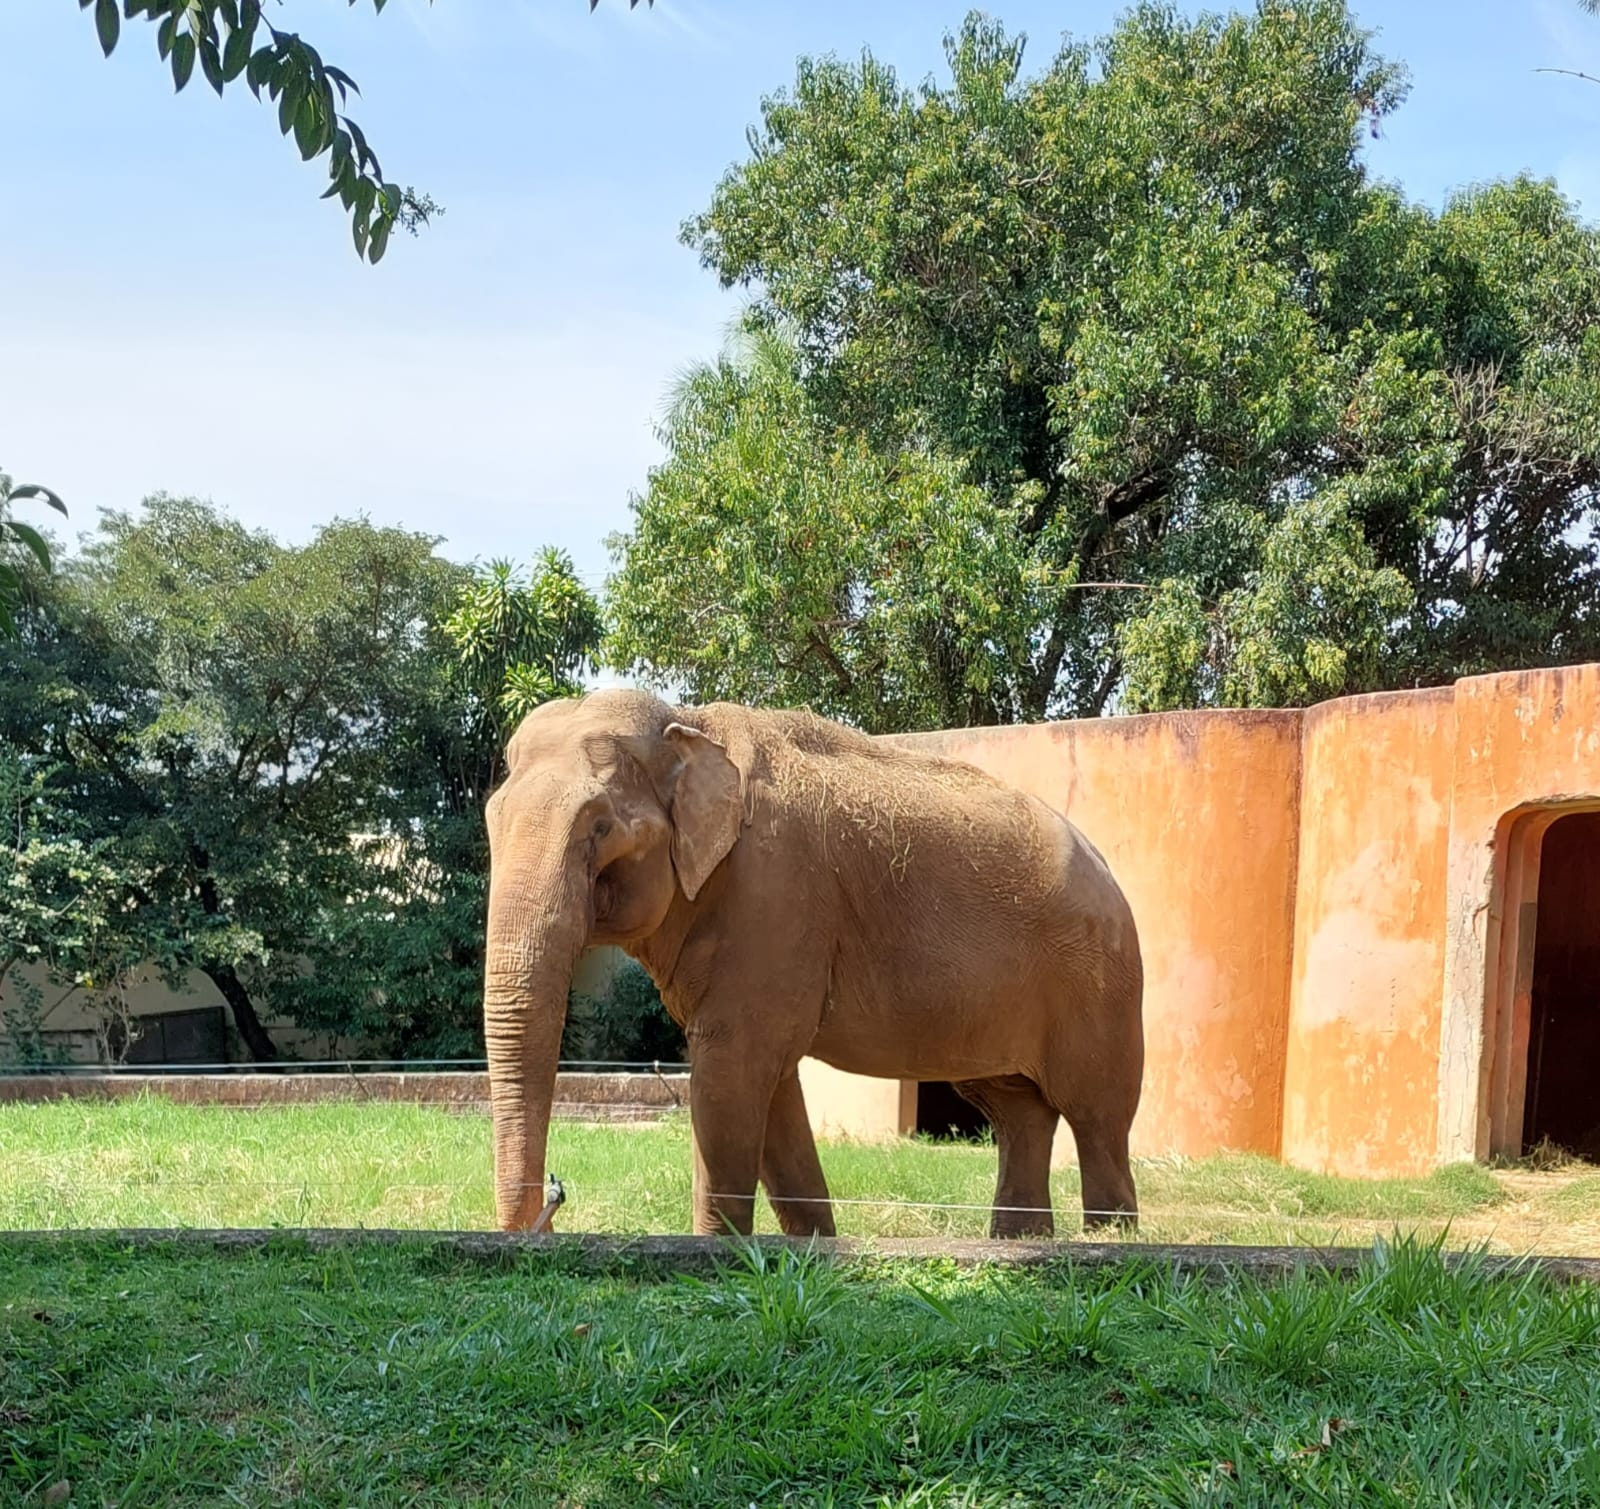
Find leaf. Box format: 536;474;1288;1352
293;95;323;160
329;128;353;177
200;35;226;97
345;117;375;174
367;213;392;265
4;522;54;573
170;32;196;91
324;64;360;100
8;484;67;516
904;1280;960;1323
245;46;273;98
278;74;302;136
222;24;253;83
94;0;118;57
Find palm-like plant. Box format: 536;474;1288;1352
0;474;66;637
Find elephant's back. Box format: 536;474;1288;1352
772;736;1134;961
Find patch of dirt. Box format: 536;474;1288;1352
1446;1167;1600;1257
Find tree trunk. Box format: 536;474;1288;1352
187;846;277;1062
202;961;279;1062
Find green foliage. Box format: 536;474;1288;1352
608;324;1052;731
443;549;603;748
685;1239;848;1347
6;1225;1600;1505
562;957;682;1065
74;0;652;261
0;471;66;638
0;748;177;1062
610;3;1600;725
0;500;603;1060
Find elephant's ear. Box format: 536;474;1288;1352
662;722;744;901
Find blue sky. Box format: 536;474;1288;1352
3;0;1598;599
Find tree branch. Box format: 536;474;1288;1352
1535;67;1600;86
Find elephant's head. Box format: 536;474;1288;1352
481;690;749;1229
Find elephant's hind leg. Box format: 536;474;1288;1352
952;1075;1059;1239
760;1070;836;1237
1065;1112;1137;1233
1043;1060;1139;1231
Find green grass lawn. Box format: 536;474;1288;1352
0;1095;1570;1251
3;1235;1600;1506
6;1099;1600;1505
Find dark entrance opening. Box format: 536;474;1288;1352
1523;812;1600;1159
915;1081;990;1140
105;1006;228;1072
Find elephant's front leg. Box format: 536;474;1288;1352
686;1029;787;1237
759;1070;835;1237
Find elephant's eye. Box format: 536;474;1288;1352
593;817;613;840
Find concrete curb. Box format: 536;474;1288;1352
6;1229;1600;1282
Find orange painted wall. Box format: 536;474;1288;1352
805;664;1600;1177
1279;689;1455;1176
1438;665;1600;1162
901;711;1303;1160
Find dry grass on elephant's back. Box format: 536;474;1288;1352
763;739;1060;926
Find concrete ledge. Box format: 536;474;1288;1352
6;1228;1599;1283
0;1071;686;1119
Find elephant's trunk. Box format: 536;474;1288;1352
483;857;588;1231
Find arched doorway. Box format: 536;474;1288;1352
1522;812;1600;1158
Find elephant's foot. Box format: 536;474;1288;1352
770;1199;837;1238
990;1210;1055;1240
1083;1208;1138;1237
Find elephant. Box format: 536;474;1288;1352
482;689;1144;1240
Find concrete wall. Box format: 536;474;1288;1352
889;711;1303;1163
1279;688;1455;1176
1438;664;1600;1163
801;663;1600;1177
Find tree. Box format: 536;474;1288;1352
609;4;1600;725
0;748;168;1064
443;549;604;759
0;505;611;1062
281;548;606;1058
74;0;652;262
608;323;1051;732
0;500;465;1058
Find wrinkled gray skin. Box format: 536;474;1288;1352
483;690;1144;1239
